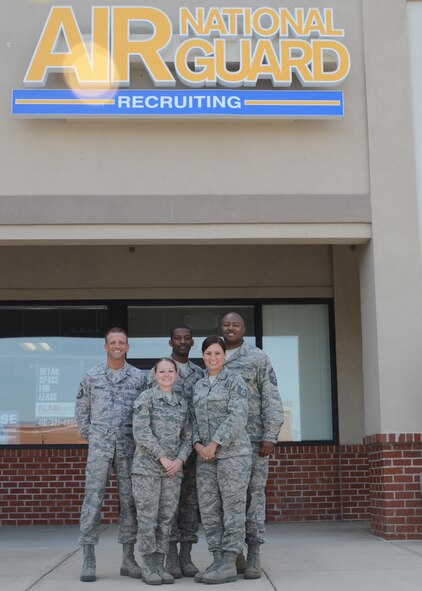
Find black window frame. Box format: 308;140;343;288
0;298;339;448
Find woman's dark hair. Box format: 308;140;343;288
201;335;226;354
153;357;178;372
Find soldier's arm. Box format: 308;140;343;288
212;375;248;448
191;397;209;461
176;408;193;464
75;375;91;440
258;354;284;444
190;402;201;448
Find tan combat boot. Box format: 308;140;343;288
179;541;199;577
236;549;247;574
142;553;162;586
120;541;142;578
80;544;96;582
155;552;175;584
194;550;222;582
165;542;182;578
200;550;237;584
244;543;262;579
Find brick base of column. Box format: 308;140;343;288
364;433;422;539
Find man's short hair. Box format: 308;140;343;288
170;324;193;339
105;327;128;342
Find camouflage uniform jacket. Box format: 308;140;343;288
148;360;204;403
75;361;148;459
132;386;192;476
192;367;251;459
224;342;284;443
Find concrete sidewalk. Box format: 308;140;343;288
1;522;422;591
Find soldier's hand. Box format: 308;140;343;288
259;441;275;457
194;443;208;461
160;456;173;471
202;441;219;460
166;459;183;477
160;457;183;477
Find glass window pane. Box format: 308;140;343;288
127;305;255;359
262;304;333;442
0;306;108;445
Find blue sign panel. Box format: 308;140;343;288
12;89;343;119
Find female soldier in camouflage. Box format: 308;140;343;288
131;358;192;585
192;336;252;585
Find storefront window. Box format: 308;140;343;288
127;305;255;360
0;301;335;445
262;304;334;441
0;306;107;445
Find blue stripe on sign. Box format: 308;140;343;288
12;89;344;118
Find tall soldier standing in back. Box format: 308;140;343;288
148;324;203;578
220;312;284;580
75;327;148;582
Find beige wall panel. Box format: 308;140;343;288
361;0;422;434
1;0;369;211
0;244;332;299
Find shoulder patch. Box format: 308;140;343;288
269;368;278;386
237;384;247;399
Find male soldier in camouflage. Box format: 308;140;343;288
75;327;148;582
148;324;203;578
220;312;284;579
192;336;252;585
132;358;192;585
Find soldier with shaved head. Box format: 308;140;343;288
220;312;284;579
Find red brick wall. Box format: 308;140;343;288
267;444;370;522
365;433;422;540
0;447;118;526
1;444;370;527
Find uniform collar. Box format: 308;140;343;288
153;386;182;406
205;366;229;383
224;341;248;363
174;359;194;377
104;361;129;382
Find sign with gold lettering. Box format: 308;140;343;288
12;6;350;118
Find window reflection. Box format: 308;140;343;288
127;305;255;359
262;304;333;441
0;306;107;444
0;303;335;445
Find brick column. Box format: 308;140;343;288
365;433;422;539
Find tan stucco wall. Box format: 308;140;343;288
0;244;333;300
0;0;369;236
360;0;422;434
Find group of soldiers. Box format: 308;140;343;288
75;312;284;584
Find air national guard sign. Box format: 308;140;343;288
12;5;351;119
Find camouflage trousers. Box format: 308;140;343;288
79;454;137;545
245;443;270;545
196;454;251;554
169;451;199;544
132;473;182;556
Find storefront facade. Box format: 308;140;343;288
1;0;422;539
